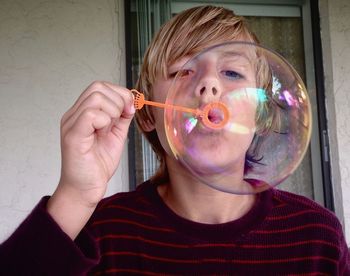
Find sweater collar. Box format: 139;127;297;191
143;180;274;243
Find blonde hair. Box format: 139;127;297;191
134;5;271;184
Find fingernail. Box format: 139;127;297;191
130;104;136;114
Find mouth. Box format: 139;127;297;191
207;107;225;125
181;102;229;135
200;101;229;130
193;116;223;135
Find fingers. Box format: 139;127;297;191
62;81;134;126
103;81;135;115
61;81;135;137
62;109;112;150
62;91;119;135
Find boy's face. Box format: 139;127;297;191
150;44;259;175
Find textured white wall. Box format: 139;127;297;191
1;0;350;247
319;0;350;243
0;0;128;241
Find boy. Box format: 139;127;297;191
1;5;349;275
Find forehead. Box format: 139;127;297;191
167;32;255;61
200;49;254;65
203;42;258;59
170;47;257;70
161;40;259;82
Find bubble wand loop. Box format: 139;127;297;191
131;89;229;130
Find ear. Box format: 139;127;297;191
140;119;156;132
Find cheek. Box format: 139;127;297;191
151;80;174;154
231;99;257;126
152;80;170;103
152;107;173;156
152;107;164;130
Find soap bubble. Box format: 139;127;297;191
164;42;312;194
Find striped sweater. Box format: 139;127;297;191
1;180;349;275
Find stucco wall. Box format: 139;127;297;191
0;0;128;241
1;0;350;247
319;0;350;242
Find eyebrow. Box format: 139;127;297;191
219;50;252;63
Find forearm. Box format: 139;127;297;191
47;183;98;240
0;197;99;275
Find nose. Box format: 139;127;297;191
195;72;221;103
199;85;218;96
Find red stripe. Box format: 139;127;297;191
92;219;174;232
103;251;338;265
138;198;153;206
231;256;338;265
240;240;339;249
275;194;321;210
272;195;286;205
274;203;287;208
97;235;338;250
252;223;338;235
266;210;318;220
287;273;329;276
94;269;165;275
95;268;329;276
102;205;157;218
104;251;195;264
97;234;191;248
97;193;135;207
195;240;337;249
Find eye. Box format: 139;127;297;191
168;69;192;79
222;70;243;80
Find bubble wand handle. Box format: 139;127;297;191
131;89;202;116
143;99;202;116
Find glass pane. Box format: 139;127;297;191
245;16;314;198
130;0;171;185
129;2;315;200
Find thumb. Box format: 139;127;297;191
112;103;135;137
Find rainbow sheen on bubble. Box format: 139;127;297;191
164;42;312;194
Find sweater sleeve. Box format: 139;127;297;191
0;197;100;275
339;230;350;275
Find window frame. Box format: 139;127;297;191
124;0;334;210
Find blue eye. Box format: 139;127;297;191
223;70;243;80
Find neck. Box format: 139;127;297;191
157;157;256;224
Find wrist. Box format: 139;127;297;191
47;183;98;240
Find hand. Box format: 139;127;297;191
47;81;135;239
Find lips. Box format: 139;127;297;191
207;107;224;124
193;117;223;135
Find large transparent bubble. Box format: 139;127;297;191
164;42;312;194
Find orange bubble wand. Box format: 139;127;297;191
131;89;229;130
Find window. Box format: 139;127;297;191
125;0;332;209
